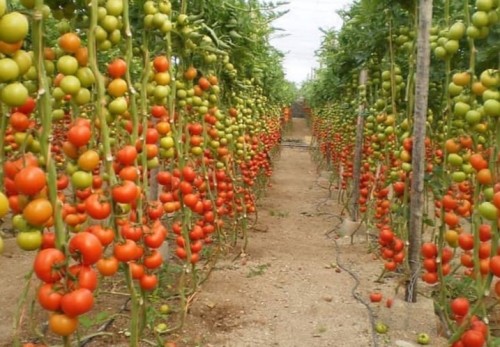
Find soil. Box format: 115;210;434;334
0;117;449;347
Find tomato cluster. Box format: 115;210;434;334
33;231;102;336
449;297;488;347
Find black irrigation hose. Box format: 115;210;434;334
313;166;379;345
325;226;380;347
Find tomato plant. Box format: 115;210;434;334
1;0;293;345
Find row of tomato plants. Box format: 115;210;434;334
307;0;499;346
0;0;292;346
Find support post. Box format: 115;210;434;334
406;0;433;303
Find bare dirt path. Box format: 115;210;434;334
182;117;447;347
183;118;373;346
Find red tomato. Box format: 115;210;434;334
441;247;454;264
175;247;187;259
478;224;492;242
67;265;98;291
143;250;163;269
129;261;145;279
68;232;103;265
139;273;158;291
67;125;91;147
112;180;138;204
37;283;63;311
182;166;196;182
442;194;458;210
422;271;438;284
190;240;203;253
151;105;167;118
85;194;111;220
461;329;485;347
379;228;394;244
61;288;94;317
108;58;127;78
34;248;66;283
116;145;137;166
153;56;169;72
490;256;500;277
422;258;437;272
41;232;56;249
157;171;172;185
183;193;199;208
14;166;46;197
57;174;70;190
470;319;488;338
96;256;119;276
144;225;166;248
16;97;36;114
9;111;30;132
369;292;383;303
188;122;203;136
493;191;500;209
421;242;438;258
87;225;115;247
189;225;204;240
113;239;139;262
120;223;144;241
119;165;139;181
147;201;164;220
458;233;474;251
451;297;469;317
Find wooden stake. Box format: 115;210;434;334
406;0;433;303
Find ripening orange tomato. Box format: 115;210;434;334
59;33;81;54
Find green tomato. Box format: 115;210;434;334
155;322;168;334
375;322;388;334
417;333;430;345
451;171;467;183
447;153;464;166
60;75;81;95
76;67;96;88
484;187;494;201
74;88;91;106
479;201;498;221
108;96;128;115
147;157;159;169
160;304;170;314
13;50;32;75
106;0;124;16
160;136;174;149
483;99;500;117
1;82;28;107
71;170;93;189
16;230;42;251
12;214;28;231
0;12;29;43
0;58;20;83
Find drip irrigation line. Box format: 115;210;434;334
325;221;379;347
